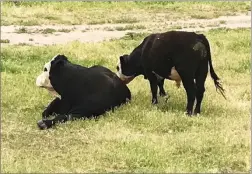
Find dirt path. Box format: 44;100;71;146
1;12;250;46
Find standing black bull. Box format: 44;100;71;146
116;31;226;116
36;54;131;129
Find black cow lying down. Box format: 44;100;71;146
36;54;131;129
116;31;226;116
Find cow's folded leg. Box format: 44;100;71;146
37;113;87;130
42;97;61;119
37;114;68;130
158;79;167;97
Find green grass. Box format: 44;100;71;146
15;27;29;33
39;28;56;34
115;25;146;31
1;1;250;26
1;28;250;173
57;28;73;33
15;27;73;34
0;39;10;43
170;25;183;30
220;20;227;24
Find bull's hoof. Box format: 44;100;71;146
159;91;167;97
152;99;158;105
42;110;49;119
164;95;170;102
193;112;200;116
193;109;201;116
184;111;193;116
37;120;48;130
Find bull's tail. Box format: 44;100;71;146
199;34;226;99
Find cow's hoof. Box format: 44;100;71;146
152;99;158;105
193;112;200;116
37;120;48;130
159;92;167;97
184;111;193;116
164;95;170;102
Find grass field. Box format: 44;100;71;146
1;27;250;173
1;1;250;26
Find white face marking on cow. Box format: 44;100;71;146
36;62;52;88
36;54;61;97
116;61;134;81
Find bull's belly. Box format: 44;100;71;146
153;67;182;88
168;67;182;88
168;67;181;81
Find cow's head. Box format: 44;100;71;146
116;54;143;84
36;54;68;97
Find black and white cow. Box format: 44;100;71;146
36;54;131;129
116;31;226;116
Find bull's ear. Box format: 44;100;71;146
59;55;68;61
119;56;125;64
52;55;68;67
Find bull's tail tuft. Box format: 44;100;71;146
212;75;226;100
199;34;227;100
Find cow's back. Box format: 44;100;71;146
140;31;205;78
88;65;131;106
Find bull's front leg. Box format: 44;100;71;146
147;73;159;104
38;98;72;129
42;97;61;119
38;113;86;130
37;114;69;130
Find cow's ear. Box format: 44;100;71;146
120;56;125;64
52;55;67;67
59;55;68;61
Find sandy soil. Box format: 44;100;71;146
1;12;251;46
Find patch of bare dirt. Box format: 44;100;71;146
1;12;250;46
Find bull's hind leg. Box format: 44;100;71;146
178;72;196;116
158;79;167;97
194;63;208;115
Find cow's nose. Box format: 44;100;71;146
116;72;120;77
36;75;44;87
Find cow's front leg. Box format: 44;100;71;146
148;73;158;104
42;97;61;119
37;113;84;130
37;114;69;130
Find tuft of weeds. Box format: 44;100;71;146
15;27;29;33
1;39;10;43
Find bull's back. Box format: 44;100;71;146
90;65;131;102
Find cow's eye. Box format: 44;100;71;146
44;67;47;72
116;66;119;71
